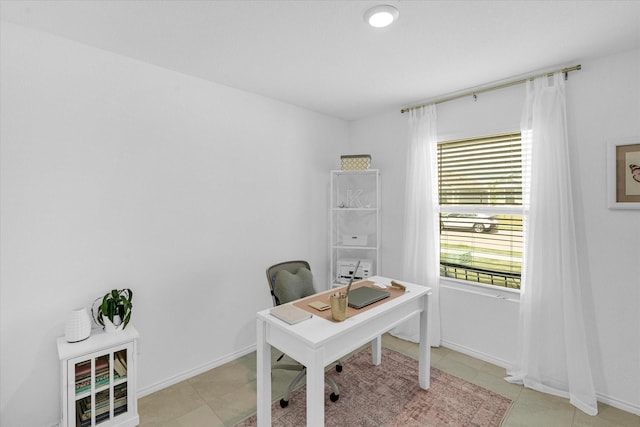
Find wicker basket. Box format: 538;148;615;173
340;154;371;170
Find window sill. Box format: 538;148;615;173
439;277;520;302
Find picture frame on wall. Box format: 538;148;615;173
608;140;640;209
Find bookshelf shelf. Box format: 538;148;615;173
329;169;381;288
57;326;139;427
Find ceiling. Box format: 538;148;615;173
2;0;639;120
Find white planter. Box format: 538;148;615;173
103;315;124;333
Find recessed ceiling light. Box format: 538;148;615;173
364;5;399;28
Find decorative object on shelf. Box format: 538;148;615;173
346;189;363;207
608;140;640;209
92;288;133;332
64;307;92;343
340;154;371;170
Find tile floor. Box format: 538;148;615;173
138;334;640;427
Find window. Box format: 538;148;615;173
438;133;523;289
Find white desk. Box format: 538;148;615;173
256;276;431;427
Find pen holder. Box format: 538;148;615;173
330;293;348;322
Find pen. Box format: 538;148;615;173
344;260;360;297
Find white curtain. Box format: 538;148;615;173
506;74;598;415
391;104;441;346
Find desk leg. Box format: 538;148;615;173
371;335;382;366
256;319;271;427
419;292;431;389
306;350;324;427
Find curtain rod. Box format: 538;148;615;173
400;64;581;114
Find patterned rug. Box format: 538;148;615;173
236;347;512;426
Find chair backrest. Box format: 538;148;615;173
266;260;311;307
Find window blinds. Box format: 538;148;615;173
438;133;522;206
438;133;523;289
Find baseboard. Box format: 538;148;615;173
596;393;640;416
441;340;640;416
137;344;256;398
440;339;512;369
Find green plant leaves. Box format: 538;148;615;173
96;288;133;329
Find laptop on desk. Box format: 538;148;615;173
348;286;390;309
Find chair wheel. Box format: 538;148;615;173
280;399;289;408
336;364;343;372
330;392;339;402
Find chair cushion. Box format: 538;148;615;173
273;268;315;304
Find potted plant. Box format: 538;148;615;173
92;289;133;332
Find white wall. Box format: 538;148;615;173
0;22;348;427
567;49;640;412
350;49;640;414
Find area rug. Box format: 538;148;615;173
236;347;512;426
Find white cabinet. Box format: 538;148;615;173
57;327;139;427
329;169;380;288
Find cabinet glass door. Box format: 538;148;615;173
75;395;92;427
74;357;95;426
95;389;110;425
114;383;128;416
113;349;128;418
70;344;131;427
94;354;110;425
75;360;92;394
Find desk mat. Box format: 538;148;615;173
293;280;405;322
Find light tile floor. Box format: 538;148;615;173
138;334;640;427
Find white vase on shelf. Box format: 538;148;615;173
65;308;92;342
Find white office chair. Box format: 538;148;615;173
265;260;342;408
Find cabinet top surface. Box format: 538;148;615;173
57;326;139;360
